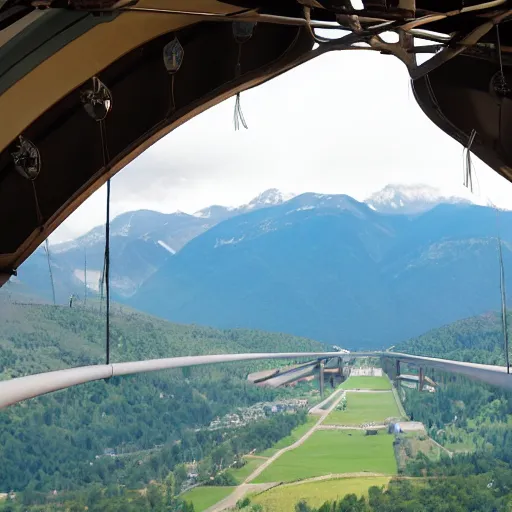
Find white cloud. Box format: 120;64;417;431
50;50;512;242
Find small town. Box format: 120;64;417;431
206;398;309;431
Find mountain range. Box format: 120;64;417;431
12;184;511;349
15;189;293;300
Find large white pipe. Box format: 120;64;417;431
378;352;512;390
0;365;114;409
0;352;342;409
349;351;512;390
2;350;512;410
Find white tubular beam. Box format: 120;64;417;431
379;352;512;390
2;350;512;410
111;352;340;376
0;365;113;409
0;352;342;409
350;352;512;390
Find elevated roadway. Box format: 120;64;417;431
2;350;512;410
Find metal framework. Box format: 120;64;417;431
2;350;512;410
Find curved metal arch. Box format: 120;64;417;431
0;351;343;409
0;14;315;284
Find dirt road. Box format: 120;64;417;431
207;388;347;511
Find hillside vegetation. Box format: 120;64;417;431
130;201;512;348
395;310;511;364
0;301;323;493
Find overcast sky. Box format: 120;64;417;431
50;49;512;242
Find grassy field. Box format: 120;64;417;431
252;476;391;511
227;457;267;483
259;416;317;456
324;392;401;426
181;486;234;511
253;430;397;483
341;376;392;390
394;432;443;470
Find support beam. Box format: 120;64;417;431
0;351;343;410
319;360;325;398
5;350;512;410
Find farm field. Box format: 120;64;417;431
324;391;402;426
341;375;392;390
181;486;235;511
227;457;267;483
253;429;397;483
251;476;391;511
258;416;317;456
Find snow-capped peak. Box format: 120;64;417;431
245;189;295;210
366;184;472;215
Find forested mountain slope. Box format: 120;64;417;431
394;311;511;365
131;199;512;348
0;301;322;492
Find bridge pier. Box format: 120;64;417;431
419;367;424;392
319;360;325;398
396;359;401;378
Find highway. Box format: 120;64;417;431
1;350;512;409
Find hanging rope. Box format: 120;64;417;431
462;129;476;192
80;76;113;365
84;250;88;307
493;205;510;373
497;232;510;373
163;37;184;117
44;239;56;305
11;135;57;304
458;136;510;373
99;119;112;365
232;21;255;130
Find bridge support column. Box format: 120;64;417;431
396;360;401;378
338;358;343;378
319;361;325;398
419;367;424;392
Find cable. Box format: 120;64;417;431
84;250;87;307
44;239;56;305
99;119;111;365
493;205;510;373
497;229;510;373
462;152;510;373
463;129;476;192
79;76;112;365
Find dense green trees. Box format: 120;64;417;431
0;303;317;496
292;473;512;512
394;310;511;365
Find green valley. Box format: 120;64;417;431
5;300;512;511
253;429;397;483
324;392;401;426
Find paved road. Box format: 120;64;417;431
309;388;346;415
203;483;276;512
342;389;392;393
